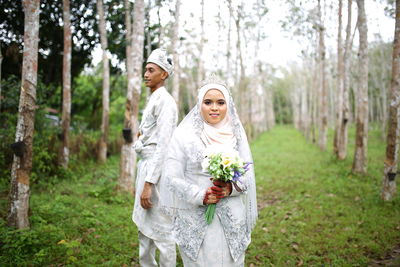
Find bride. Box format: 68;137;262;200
161;75;257;266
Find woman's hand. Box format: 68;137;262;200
212;180;232;197
203;186;224;205
140;182;153;209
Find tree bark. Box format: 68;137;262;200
226;9;232;82
171;0;181;108
334;0;344;157
197;0;205;88
317;0;328;151
0;42;3;112
300;82;308;135
352;0;369;174
118;0;145;193
97;0;110;162
124;0;132;72
266;87;275;129
7;0;40;229
381;0;400;201
338;0;353;160
59;0;72;168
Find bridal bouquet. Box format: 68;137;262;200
201;147;251;224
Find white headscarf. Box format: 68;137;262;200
197;83;236;148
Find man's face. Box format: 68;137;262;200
201;89;227;124
144;63;168;90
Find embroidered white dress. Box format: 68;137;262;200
132;86;178;242
160;78;257;266
163;123;255;266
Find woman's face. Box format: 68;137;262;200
201;89;227;124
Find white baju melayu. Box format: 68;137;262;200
160;82;258;267
132;86;178;267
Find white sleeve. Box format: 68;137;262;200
144;97;178;184
164;132;206;206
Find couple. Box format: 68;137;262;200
132;48;257;267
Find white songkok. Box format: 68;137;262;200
147;48;174;76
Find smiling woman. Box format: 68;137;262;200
160;75;257;266
201;89;227;124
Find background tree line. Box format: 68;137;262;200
0;0;398;230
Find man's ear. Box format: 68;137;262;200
161;70;169;80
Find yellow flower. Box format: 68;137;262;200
222;156;234;168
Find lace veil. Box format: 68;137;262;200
160;74;258;232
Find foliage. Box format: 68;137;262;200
270;75;293;124
1;126;398;266
0;75;62;185
368;41;392;122
0;0;98;85
382;0;396;18
0;156;138;266
0;0;164;88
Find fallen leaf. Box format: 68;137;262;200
292;242;299;251
297;258;304;266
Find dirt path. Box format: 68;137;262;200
369;245;400;267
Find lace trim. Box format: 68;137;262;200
173;209;208;261
217;200;251;262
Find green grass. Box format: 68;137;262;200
0;157;139;266
247;125;400;266
0;125;399;266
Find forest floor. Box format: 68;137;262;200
0;125;399;266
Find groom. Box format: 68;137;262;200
132;48;177;267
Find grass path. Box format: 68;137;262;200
0;125;399;266
247;126;400;266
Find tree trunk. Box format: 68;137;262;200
59;0;71;168
171;0;181;109
300;83;309;135
197;0;205;88
317;0;328;151
97;0;110;162
352;0;369;174
381;76;388;139
292;86;301;129
125;0;132;81
0;42;3;112
338;0;353;160
334;0;344;157
266;87;275;129
118;0;145;193
226;10;232;82
381;0;400;201
7;0;40;229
